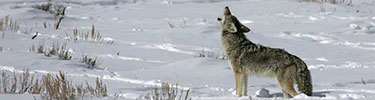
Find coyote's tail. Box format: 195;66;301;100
295;59;313;96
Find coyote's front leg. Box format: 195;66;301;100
235;71;248;97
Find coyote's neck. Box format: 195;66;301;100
221;33;258;56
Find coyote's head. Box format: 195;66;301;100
218;7;250;34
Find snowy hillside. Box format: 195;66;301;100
0;0;375;99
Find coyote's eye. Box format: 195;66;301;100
217;18;222;21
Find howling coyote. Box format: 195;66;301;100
218;7;312;98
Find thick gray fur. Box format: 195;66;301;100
219;7;312;98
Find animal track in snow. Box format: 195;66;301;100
281;32;375;50
101;54;164;63
308;61;370;70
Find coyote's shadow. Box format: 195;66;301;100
267;91;329;98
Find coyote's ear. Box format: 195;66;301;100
240;25;250;33
227;23;237;33
217;18;223;25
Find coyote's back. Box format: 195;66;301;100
218;7;312;98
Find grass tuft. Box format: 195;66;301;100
33;42;72;60
0;15;20;32
57;43;72;60
0;70;108;99
361;78;366;85
298;0;353;6
82;55;100;69
70;25;113;44
142;82;191;100
194;49;226;60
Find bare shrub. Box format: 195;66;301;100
33;3;66;29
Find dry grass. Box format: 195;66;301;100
168;22;175;28
166;18;189;29
37;43;45;54
0;69;40;94
40;72;107;100
56;43;72;60
0;70;108;99
41;72;79;100
0;15;20;32
31;42;106;69
71;25;114;44
43;22;48;28
82;55;100;69
298;0;353;5
0;17;3;31
32;42;72;60
142;82;191;100
194;49;226;60
361;78;366;85
86;77;108;97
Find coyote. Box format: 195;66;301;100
217;7;312;98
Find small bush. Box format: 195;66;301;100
32;3;66;29
33;3;66;16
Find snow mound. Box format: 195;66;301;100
339;94;366;99
255;88;270;97
363;25;375;34
350;24;361;30
293;93;310;99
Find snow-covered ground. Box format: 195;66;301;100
1;0;375;99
